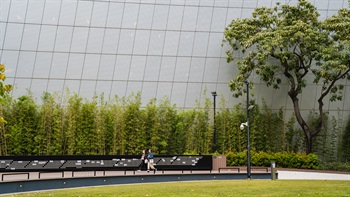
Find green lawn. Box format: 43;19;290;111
7;180;350;197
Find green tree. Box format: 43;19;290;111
194;97;212;154
109;96;126;155
183;110;196;153
124;93;143;155
0;64;13;155
65;93;83;155
95;94;109;155
223;0;350;154
144;98;160;153
7;95;39;155
157;98;177;154
170;109;186;154
285;114;304;153
37;92;67;155
78;99;97;154
216;103;246;153
216;96;232;154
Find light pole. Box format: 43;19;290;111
244;80;251;179
211;91;217;153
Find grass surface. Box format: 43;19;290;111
6;180;350;197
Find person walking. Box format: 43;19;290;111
138;149;147;172
147;149;157;173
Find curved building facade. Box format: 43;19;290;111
0;0;349;120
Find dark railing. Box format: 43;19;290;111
0;155;212;173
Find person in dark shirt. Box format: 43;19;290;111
147;149;157;173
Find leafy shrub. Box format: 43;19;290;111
318;161;350;172
226;151;319;169
226;151;247;166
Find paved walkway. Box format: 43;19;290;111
277;170;350;180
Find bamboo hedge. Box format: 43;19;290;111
0;89;347;163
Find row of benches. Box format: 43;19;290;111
218;166;270;173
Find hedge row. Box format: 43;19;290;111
226;151;319;169
318;161;350;172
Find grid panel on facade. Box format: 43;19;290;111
137;4;154;29
32;52;52;79
167;5;184;31
126;81;142;97
148;31;166;55
113;55;131;81
159;57;176;82
118;29;135;54
30;78;49;98
178;32;195;57
156;82;172;100
171;82;187;107
144;56;161;81
129;55;146;81
82;54;100;80
91;1;109;27
0;0;11;22
8;0;28;23
133;30;151;55
185;83;202;108
79;80;97;99
203;58;220;83
66;53;85;80
25;0;45;24
38;25;57;52
75;1;93;27
42;0;61;25
4;23;23;50
16;51;35;78
63;80;80;95
96;80;113;98
59;1;78;26
122;4;139;29
102;29;120;54
21;24;40;51
152;5;169;30
141;81;158;104
193;32;209;57
86;28;105;53
257;0;274;7
110;81;127;98
163;31;180;56
174;57;191;82
46;80;64;95
98;54;117;80
49;53;69;79
0;0;348;113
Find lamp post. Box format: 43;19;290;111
211;91;217;153
244;80;251;179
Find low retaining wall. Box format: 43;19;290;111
0;172;273;195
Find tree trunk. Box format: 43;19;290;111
289;91;313;154
305;133;312;154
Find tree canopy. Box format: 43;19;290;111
0;64;13;155
0;64;12;101
223;0;350;154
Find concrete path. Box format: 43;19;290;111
277;170;350;180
